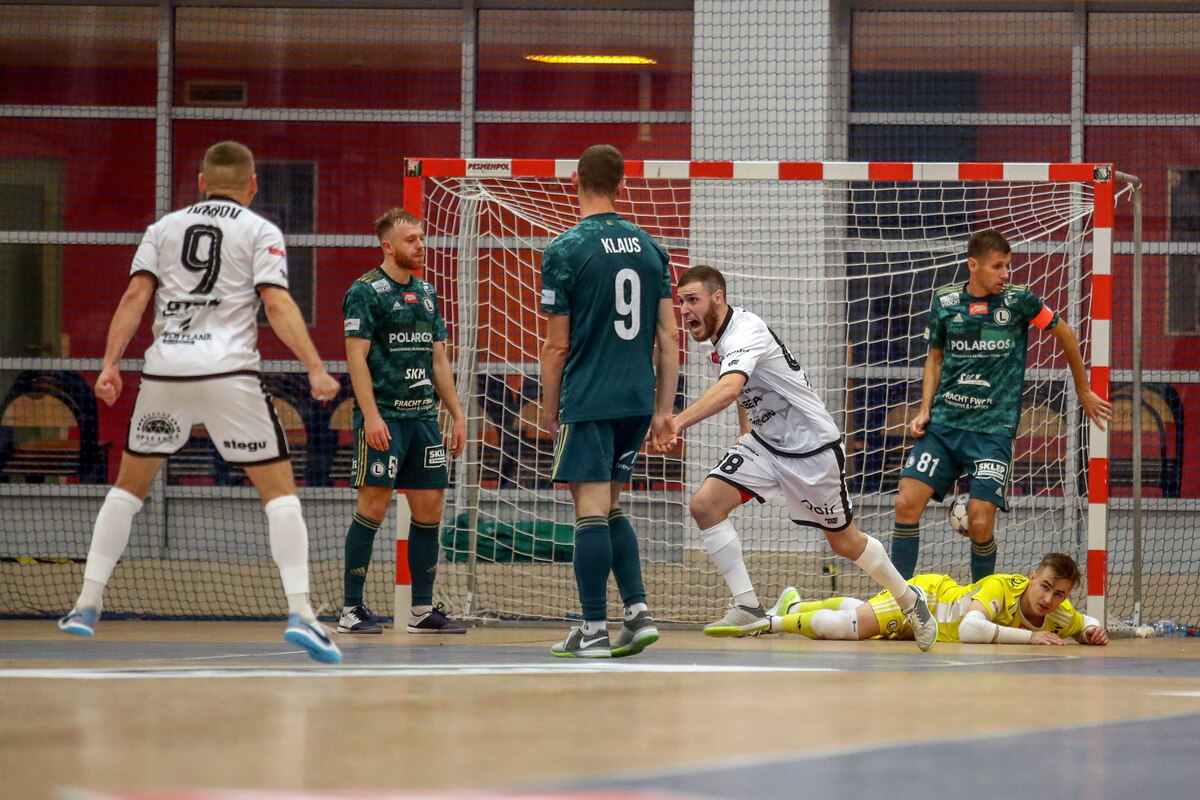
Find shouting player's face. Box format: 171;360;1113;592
383;220;425;274
967;248;1011;296
678;281;723;341
1019;567;1073;623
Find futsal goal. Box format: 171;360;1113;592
407;158;1125;625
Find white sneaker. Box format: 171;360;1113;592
905;585;937;652
769;586;801;617
703;604;769;638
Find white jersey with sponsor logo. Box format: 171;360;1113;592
131;196;289;377
706;307;841;456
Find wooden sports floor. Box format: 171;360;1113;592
2;620;1199;800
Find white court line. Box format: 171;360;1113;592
1150;690;1200;698
0;663;837;679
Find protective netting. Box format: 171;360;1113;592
418;172;1102;622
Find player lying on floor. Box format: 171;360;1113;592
767;552;1108;646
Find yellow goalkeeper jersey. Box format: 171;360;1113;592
870;573;1086;642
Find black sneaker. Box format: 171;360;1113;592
407;603;467;634
337;605;383;634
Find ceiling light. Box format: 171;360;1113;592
525;54;657;65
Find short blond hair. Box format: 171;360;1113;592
202;141;255;191
374;207;421;240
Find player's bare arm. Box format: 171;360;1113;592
95;273;156;406
650;297;680;445
538;313;570;436
909;347;943;438
431;340;467;458
1047;320;1113;430
344;336;389;450
259;285;339;402
657;371;747;450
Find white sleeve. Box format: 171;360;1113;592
130;223;159;279
719;317;771;380
253;222;289;289
959;609;1033;644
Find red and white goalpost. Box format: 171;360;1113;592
401;158;1121;625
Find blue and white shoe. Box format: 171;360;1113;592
57;607;99;637
284;614;343;664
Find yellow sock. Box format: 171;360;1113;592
795;597;848;613
780;612;819;638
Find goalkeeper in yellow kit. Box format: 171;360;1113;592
767;552;1108;646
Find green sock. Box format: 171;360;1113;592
408;520;441;607
891;522;920;580
573;516;612;621
608;508;646;607
970;537;997;582
343;512;382;607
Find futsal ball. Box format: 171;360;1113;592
948;494;969;536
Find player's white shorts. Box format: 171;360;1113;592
126;372;287;464
706;433;853;531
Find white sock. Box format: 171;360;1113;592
853;535;916;610
811;609;859;640
839;598;866;611
77;487;143;610
411;605;432;617
265;495;312;617
581;619;606;636
624;602;648;620
701;520;758;604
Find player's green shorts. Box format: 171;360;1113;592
350;418;448;490
900;422;1013;511
551;415;652;484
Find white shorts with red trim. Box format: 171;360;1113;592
706;433;854;531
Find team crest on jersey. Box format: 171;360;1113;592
371;279;391;294
969;302;988;314
710;350;721;364
974;459;1009;483
993;308;1012;324
422;296;436;314
886;619;899;632
403;292;418;303
939;292;960;308
133;413;181;445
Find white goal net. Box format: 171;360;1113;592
413;159;1111;623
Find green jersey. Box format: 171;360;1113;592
925;282;1058;436
540;212;672;423
342;267;448;424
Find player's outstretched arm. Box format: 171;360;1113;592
538;314;570;436
259;285;338;401
958;601;1039;645
650;297;680;444
95;273;156;406
1076;614;1109;646
909;347;943;438
344;336;389;451
661;372;748;450
1047;320;1112;431
431;340;466;458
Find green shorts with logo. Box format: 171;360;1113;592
551;415;652;484
350;418;448;490
899;422;1013;511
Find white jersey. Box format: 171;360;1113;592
706;306;841;456
131;196;289;377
